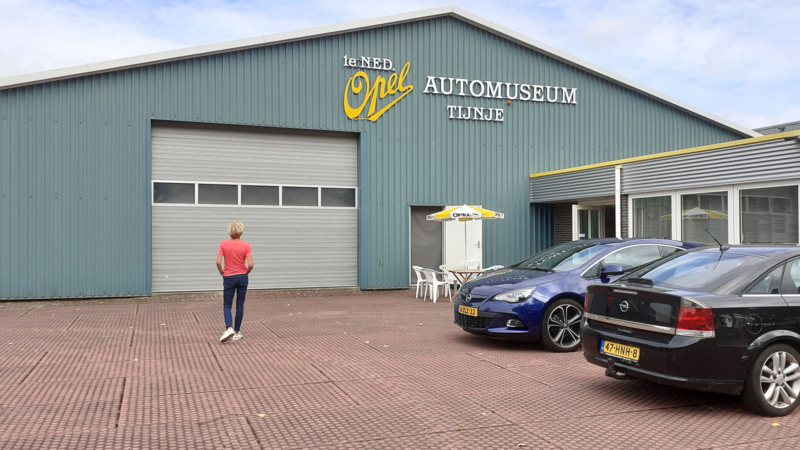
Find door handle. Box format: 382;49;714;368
477;241;481;249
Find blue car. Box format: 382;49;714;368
454;238;703;352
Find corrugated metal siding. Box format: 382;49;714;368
0;16;746;298
150;124;358;292
152;207;357;292
530;167;615;202
755;121;800;136
621;139;800;194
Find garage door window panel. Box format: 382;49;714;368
198;184;238;205
242;185;279;206
321;188;356;207
283;187;319;206
154;183;195;204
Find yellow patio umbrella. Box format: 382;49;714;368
426;205;505;261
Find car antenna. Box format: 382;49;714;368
705;229;729;252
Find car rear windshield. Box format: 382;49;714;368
619;251;761;292
512;242;612;272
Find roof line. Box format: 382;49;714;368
530;130;800;179
0;5;758;138
754;119;800;131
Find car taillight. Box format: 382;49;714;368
676;297;715;338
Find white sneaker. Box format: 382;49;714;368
233;332;243;341
219;329;235;342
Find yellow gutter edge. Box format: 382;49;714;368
529;130;800;179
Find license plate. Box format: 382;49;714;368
459;305;478;317
600;340;640;361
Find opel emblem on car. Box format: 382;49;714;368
620;301;630;313
466;294;472;302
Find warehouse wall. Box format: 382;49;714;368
0;16;746;298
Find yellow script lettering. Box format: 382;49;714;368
343;62;414;122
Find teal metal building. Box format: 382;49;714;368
0;6;757;299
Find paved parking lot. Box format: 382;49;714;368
0;290;799;449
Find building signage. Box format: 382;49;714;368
341;55;578;124
424;76;578;123
342;55;414;122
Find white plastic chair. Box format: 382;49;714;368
411;266;427;298
422;269;451;303
461;260;482;270
484;265;504;272
439;265;456;287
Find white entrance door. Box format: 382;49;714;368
444;205;483;269
573;205;601;240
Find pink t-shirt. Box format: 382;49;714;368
218;240;252;276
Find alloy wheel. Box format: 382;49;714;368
547;304;583;349
760;351;800;409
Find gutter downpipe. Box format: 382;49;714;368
615;165;622;239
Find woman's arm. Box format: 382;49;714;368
216;254;224;276
246;255;254;273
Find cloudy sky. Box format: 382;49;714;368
2;0;797;129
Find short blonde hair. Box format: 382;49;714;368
227;221;244;238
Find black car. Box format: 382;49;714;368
582;245;800;416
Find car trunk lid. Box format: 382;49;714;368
586;284;683;333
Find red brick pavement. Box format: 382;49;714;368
0;291;798;449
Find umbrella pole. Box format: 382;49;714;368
464;220;468;263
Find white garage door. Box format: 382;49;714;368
151;122;358;293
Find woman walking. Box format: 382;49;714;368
216;221;253;342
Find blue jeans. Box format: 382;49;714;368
222;274;248;332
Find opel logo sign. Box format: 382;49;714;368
620;301;630;313
466;294;472;302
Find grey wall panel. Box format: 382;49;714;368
621;139;800;194
152;207;357;292
152;123;358;186
755;121;800;136
0;15;748;298
530;167;615;202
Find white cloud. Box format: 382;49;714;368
1;0;797;128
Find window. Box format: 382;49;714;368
747;265;785;295
740;186;798;244
782;260;800;295
198;184;237;205
153;181;355;208
282;187;318;206
632;196;671;238
321;188;356;207
659;246;683;257
241;185;279;206
682;191;728;244
603;245;662;271
623;251;757;292
154;183;194;204
512;242;612;272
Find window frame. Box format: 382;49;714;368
628;180;800;245
151;180;358;209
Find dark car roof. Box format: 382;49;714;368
565;238;694;245
690;245;800;258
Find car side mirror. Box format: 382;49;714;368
600;264;625;277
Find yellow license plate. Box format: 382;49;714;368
601;340;640;361
459;305;478;317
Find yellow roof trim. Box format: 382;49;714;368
529;130;800;179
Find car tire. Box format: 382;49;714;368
741;343;800;416
540;298;583;352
